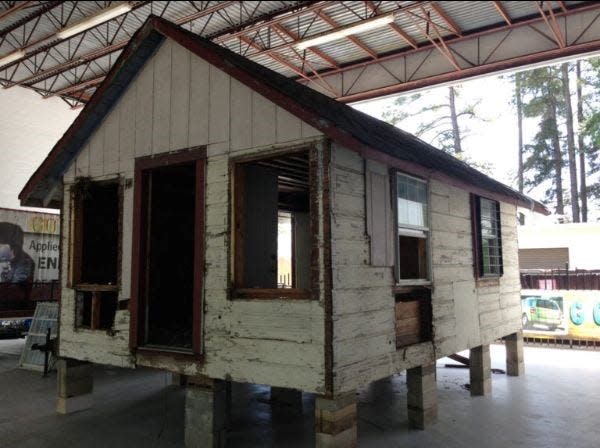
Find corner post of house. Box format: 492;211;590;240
470;344;492;396
505;330;524;376
406;362;438;429
56;358;93;414
315;391;358;448
184;375;226;448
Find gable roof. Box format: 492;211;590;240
19;16;548;215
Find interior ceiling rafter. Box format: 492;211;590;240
1;1;600;107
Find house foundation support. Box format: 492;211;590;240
407;363;438;429
505;331;525;376
56;358;93;414
185;376;226;448
315;391;357;448
470;344;492;396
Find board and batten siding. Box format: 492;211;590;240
60;39;327;392
330;144;521;394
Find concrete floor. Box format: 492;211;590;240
1;339;599;447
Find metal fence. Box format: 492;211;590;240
520;269;600;291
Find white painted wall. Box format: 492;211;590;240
330;144;521;394
59;39;327;393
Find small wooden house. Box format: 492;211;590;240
20;17;547;448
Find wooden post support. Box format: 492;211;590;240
185;376;226;448
56;358;93;414
470;344;492;396
407;363;438;429
505;331;525;376
315;391;357;448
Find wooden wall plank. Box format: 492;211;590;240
170;41;190;151
188;56;210;147
103;105;120;175
88;125;104;177
208;64;229;143
230;79;252;151
134;53;154;157
252;91;277;147
152;39;172;154
118;87;135;174
276;106;302;143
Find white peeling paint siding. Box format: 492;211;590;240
330;144;521;394
60;39;326;393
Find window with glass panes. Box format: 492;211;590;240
474;196;503;276
395;173;429;281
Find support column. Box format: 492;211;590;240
406;363;438;429
185;376;226;448
315;392;357;448
505;331;525;376
470;344;491;396
56;358;93;414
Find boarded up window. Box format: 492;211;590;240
395;288;432;348
365;160;394;267
519;248;569;270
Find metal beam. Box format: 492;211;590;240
44;75;104;98
492;1;512;26
297;3;600;102
0;1;32;22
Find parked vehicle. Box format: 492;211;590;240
521;296;563;330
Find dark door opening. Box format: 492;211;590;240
131;149;205;355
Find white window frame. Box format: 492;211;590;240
393;171;431;285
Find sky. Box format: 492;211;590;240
353;70;599;222
353;76;533;188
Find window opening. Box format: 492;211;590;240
395;173;429;281
72;180;120;331
474;196;503;277
234;150;311;296
143;163;196;350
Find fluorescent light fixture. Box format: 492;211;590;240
0;49;26;67
296;14;394;50
57;2;132;40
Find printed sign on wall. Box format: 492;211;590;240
0;208;60;283
521;289;600;340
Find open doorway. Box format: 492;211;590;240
132;151;205;354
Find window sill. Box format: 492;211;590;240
136;346;204;362
232;288;312;300
476;276;501;287
394;280;431;289
75;283;119;292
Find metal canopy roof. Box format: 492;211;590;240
1;1;599;108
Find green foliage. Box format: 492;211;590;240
382;86;483;155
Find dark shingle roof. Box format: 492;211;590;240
20;16;548;214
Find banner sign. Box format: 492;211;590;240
0;208;60;283
521;289;600;340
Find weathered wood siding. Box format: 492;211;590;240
330;144;521;394
60;39;327;393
